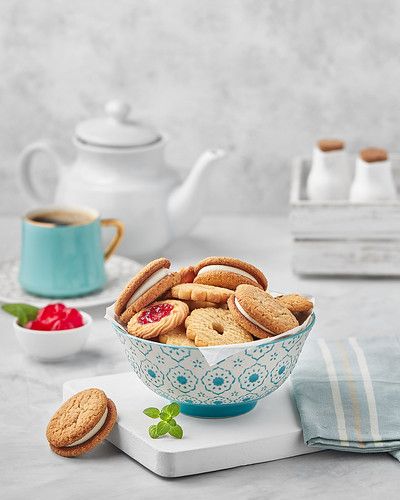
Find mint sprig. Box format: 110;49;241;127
2;303;39;326
143;407;160;418
143;403;183;439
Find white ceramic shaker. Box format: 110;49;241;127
350;148;397;202
306;139;351;201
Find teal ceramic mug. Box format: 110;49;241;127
19;206;124;298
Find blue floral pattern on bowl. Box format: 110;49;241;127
202;367;235;395
140;359;165;387
239;363;269;391
112;313;315;417
167;365;198;393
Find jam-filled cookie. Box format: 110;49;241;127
185;308;253;346
127;300;189;339
192;256;268;291
115;258;180;324
228;285;298;338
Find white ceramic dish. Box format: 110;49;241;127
13;311;92;361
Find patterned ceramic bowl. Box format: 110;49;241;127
112;313;315;418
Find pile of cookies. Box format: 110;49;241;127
114;257;313;347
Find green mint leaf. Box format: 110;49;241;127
2;303;39;326
159;410;171;422
169;424;183;439
166;402;180;417
143;407;160;419
148;424;159;439
143;403;183;440
161;404;172;417
157;421;170;436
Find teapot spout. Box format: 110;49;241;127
168;149;226;239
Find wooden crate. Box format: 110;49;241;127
290;155;400;276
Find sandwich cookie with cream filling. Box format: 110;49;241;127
115;258;180;324
46;388;117;457
228;284;298;338
193;257;268;291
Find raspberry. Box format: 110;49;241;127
51;319;67;331
37;303;66;322
64;308;84;328
28;319;51;331
31;303;84;331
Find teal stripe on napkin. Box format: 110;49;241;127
291;335;400;459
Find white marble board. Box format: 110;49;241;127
63;372;318;477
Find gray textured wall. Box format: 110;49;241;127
1;0;400;215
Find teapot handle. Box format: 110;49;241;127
18;141;61;204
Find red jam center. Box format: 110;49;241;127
138;303;174;325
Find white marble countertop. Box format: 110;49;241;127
1;215;400;500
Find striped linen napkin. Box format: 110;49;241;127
291;335;400;459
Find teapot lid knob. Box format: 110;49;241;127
75;100;162;148
105;100;131;122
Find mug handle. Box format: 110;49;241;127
101;219;125;260
18;141;61;203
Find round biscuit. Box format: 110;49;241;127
114;258;170;316
159;325;196;346
193;256;267;290
119;272;181;324
46;388;108;448
127;300;189;339
232;285;298;337
228;295;273;339
275;294;313;314
185;308;253;346
49;398;117;457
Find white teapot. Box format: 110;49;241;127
18;101;225;258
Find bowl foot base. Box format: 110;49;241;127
178;401;257;418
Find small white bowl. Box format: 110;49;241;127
13;311;92;361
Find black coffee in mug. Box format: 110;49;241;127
28;209;94;227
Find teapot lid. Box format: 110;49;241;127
75;100;162;148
